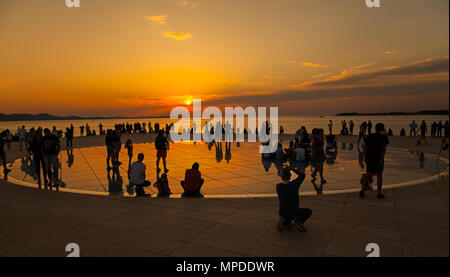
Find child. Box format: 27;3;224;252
154;173;171;197
125;139;133;169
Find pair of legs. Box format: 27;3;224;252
180;178;204;197
67;139;73;149
156;150;168;173
44;154;59;187
418;134;428;145
278;208;312;231
134;181;151;196
33;154;48;188
0;151;7;172
360;171;384;198
311;157;326;184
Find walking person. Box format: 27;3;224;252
360;123;389;199
276;166;312;232
0;132;10;173
311;129;326;186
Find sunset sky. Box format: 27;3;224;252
0;0;448;117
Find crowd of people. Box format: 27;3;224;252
0;118;449;234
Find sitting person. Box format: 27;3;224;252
276;166;312;232
180;162;204;197
129;153;151;197
154;173;171;197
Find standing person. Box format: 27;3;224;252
80;125;84;136
409;120;418;137
358;122;367;145
112;127;122;168
417;120;428;145
105;130;114;170
129;153;151;197
31;129;48;189
279;125;284;135
125;139;133;169
311;129;326;185
5;129;12;150
276;166;312;232
349;120;355;136
18;125;27;152
367;121;373;134
42;128;60;188
99;123;103;135
360;123;389;199
0;132;10;173
155;130;169;174
328;120;333;135
65;128;73;149
437;121;444;137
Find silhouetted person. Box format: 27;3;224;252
31;129;48;188
105;130;114;169
276;166;312;232
42;128;60;188
409;120;418;137
155;130;169;173
65;127;73;149
181;162;204;197
125;139;133;169
400;128;406;136
360;123;389;199
311;129;326;186
0;132;9;173
349;120;355;135
129;153;151;197
417;120;428;145
155;173;171;197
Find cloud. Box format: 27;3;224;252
204;57;449;106
180;1;197;7
384;50;398;55
312;73;333;79
146;15;167;24
300;62;330;68
350;62;376;70
163;31;193;40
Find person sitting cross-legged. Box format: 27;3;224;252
276;166;312;232
181;162;204;197
129;153;151;197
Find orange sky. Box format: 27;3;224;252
0;0;448;117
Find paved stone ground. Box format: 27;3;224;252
0;136;448;257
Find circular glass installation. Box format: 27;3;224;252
5;141;448;197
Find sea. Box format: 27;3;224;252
0;115;448;137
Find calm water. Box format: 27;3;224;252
0;115;448;137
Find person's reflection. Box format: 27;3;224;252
225;142;232;163
358;143;365;170
418;152;426;169
341;142;347;151
66;148;74;168
107;168;124;195
215;141;223;163
348;143;354;151
326;146;338;165
261;157;272;172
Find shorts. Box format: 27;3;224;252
44;154;60;171
366;159;384;174
157;150;167;158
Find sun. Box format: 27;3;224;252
184;99;192;105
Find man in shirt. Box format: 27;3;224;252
129;153;151;197
360;123;389;199
0;132;10;173
181;162;204;197
42;128;61;188
276;166;312;232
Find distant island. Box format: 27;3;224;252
0;113;168;122
336;110;449;116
